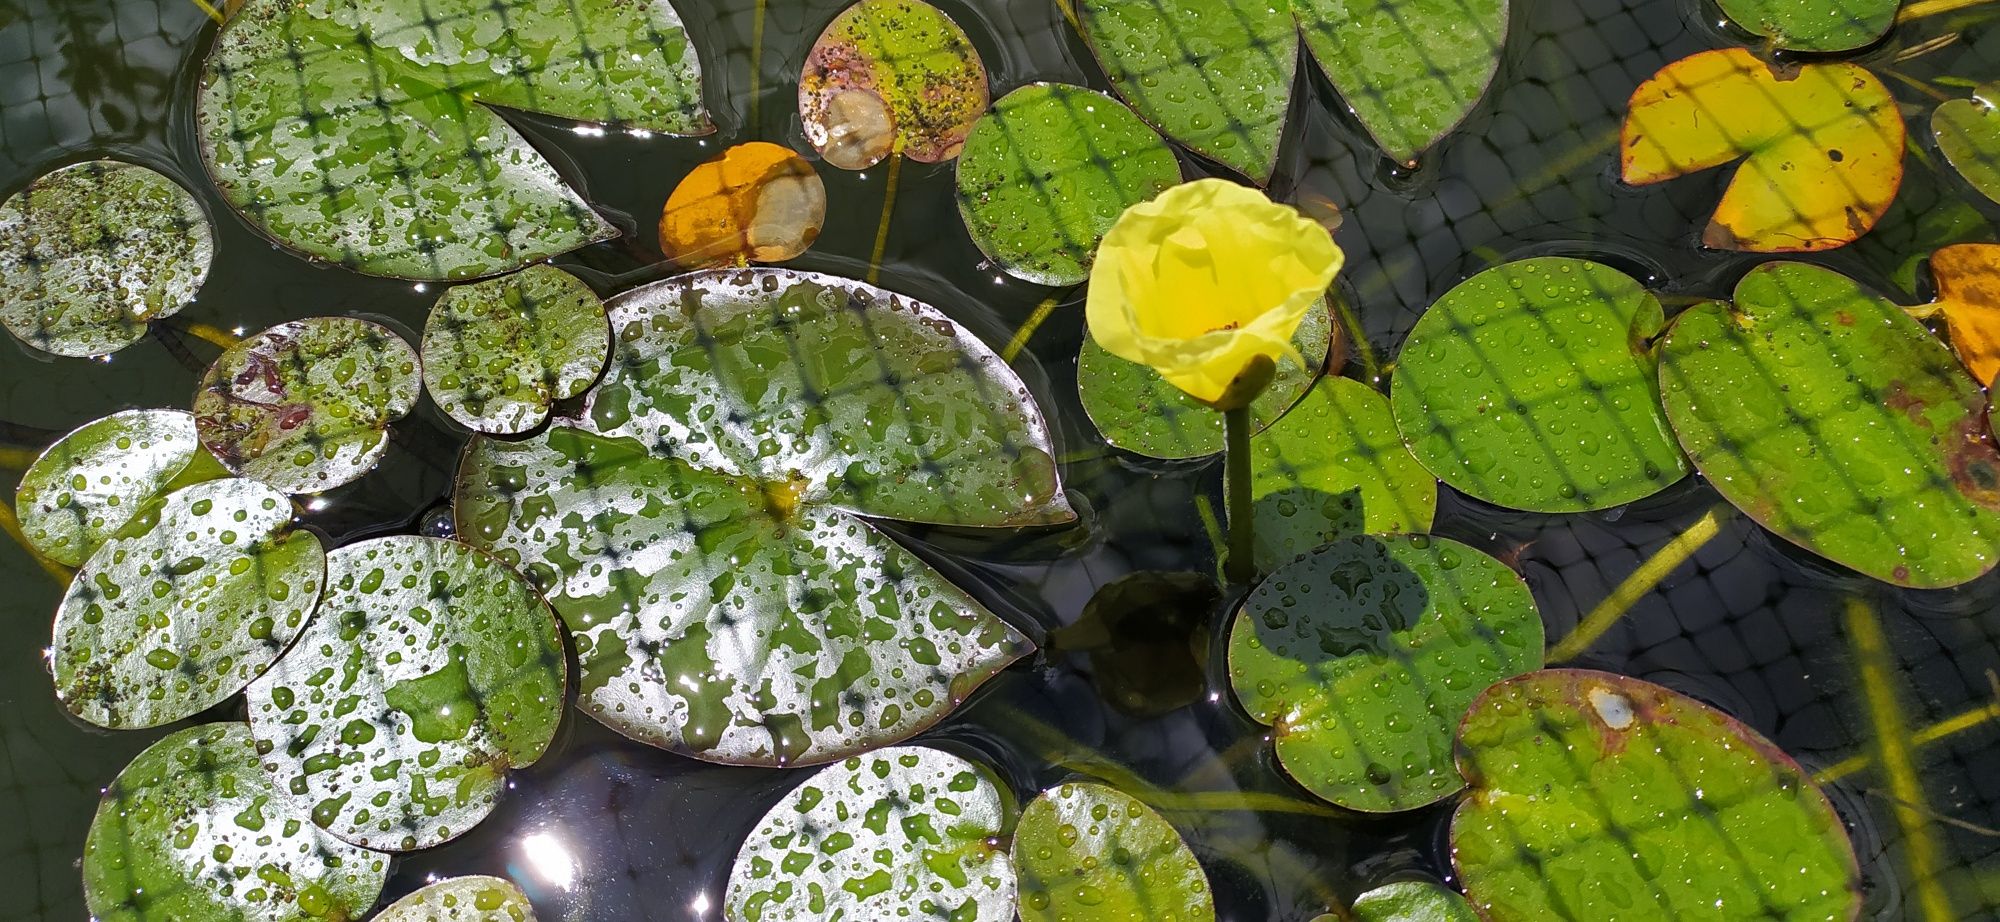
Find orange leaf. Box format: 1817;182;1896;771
1929;243;2000;386
659;142;827;270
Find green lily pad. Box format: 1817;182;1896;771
725;745;1016;922
1013;782;1214;922
421;265;610;434
1452;669;1861;920
1294;0;1506;164
83;723;388;922
1238;376;1436;571
1352;881;1478;922
244;535;567;851
1715;0;1894;51
196;0;709;280
799;0;988;169
1080;302;1331;460
51;479;324;730
15;408;228;567
1934;82;2000;206
0;160;211;357
1659;261;2000;588
194;317;421;494
1228;534;1542;813
955;83;1181;286
375;876;537;922
1074;0;1297;183
1392;256;1688;512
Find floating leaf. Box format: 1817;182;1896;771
1294;0;1506;164
1621;49;1902;252
1074;0;1297;183
197;0;709;280
1659;261;2000;588
375;876;538;922
1927;243;2000;386
1014;782;1214;922
195;317;421;494
51;479;324;730
1936;83;2000;206
1352;881;1479;922
1392;257;1686;512
0;160;211;357
1714;0;1894;51
422;265;610;434
456;269;1059;764
659;142;827;269
1081;302;1331;460
724;745;1015;922
1229;535;1542;812
244;535;567;851
15;408;228;567
1241;376;1436;571
799;0;989;169
956;83;1182;286
83;723;388;922
1452;670;1861;920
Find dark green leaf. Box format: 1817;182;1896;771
1295;0;1506;164
422;265;610;434
1935;82;2000;206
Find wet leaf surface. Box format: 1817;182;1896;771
375;876;537;922
1229;534;1542;812
725;745;1015;922
1295;0;1506;164
1392;257;1686;512
1081;302;1331;460
1014;782;1214;922
659;142;827;269
799;0;988;169
83;723;388;922
1621;49;1903;252
1926;243;2000;386
51;479;324;729
1935;82;2000;205
15;408;228;567
1452;670;1860;921
1659;261;2000;588
956;83;1181;286
1714;0;1894;51
194;317;421;494
244;535;567;851
1352;880;1479;921
0;160;211;357
197;0;709;280
422;265;610;434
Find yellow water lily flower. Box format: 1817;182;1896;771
1086;179;1343;408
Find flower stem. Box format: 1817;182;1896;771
1223;405;1255;584
1547;504;1728;662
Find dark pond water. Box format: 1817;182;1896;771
6;0;2000;918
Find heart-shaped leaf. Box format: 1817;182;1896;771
422;265;610;434
659;142;827;269
1294;0;1507;164
800;0;989;169
1935;83;2000;205
375;876;538;922
245;535;567;851
956;83;1182;286
1013;782;1214;922
15;408;228;567
1714;0;1895;51
1392;257;1687;512
1622;49;1903;252
197;0;709;280
1352;881;1479;922
84;723;388;922
1659;261;2000;588
52;479;324;729
194;317;421;494
0;160;211;357
1229;534;1542;812
725;745;1016;922
1452;670;1861;921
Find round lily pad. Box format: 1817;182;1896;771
1392;257;1687;512
1013;782;1214;922
1934;82;2000;206
1352;881;1478;922
0;160;212;357
422;265;610;434
15;408;228;567
659;142;827;269
725;745;1016;922
956;83;1181;286
1714;0;1893;51
194;317;421;494
375;876;537;922
1228;534;1543;813
1081;302;1331;460
799;0;988;169
51;479;324;730
1660;261;2000;588
1452;669;1861;920
83;723;388;922
244;535;567;851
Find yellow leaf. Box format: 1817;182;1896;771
659;143;826;270
1929;243;2000;386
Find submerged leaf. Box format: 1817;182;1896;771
1715;0;1895;51
15;408;228;567
660;142;827;269
1295;0;1507;164
1351;881;1478;921
1014;783;1214;922
422;265;610;434
1927;243;2000;386
375;876;537;922
1934;82;2000;206
799;0;989;169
